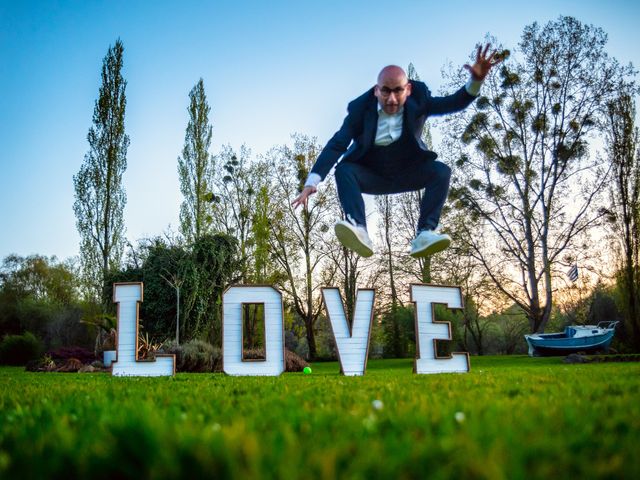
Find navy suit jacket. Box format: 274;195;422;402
310;80;476;180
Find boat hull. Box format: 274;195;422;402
525;330;615;357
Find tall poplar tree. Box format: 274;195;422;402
606;91;640;350
74;39;129;300
178;79;214;243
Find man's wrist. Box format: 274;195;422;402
465;77;483;96
304;172;321;188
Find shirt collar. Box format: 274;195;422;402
377;103;404;116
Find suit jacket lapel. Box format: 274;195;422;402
362;98;378;150
404;98;418;138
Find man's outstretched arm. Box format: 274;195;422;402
425;43;504;116
291;102;360;209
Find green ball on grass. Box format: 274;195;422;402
303;366;312;374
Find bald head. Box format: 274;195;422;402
374;65;412;115
377;65;408;85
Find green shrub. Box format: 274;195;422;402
164;339;221;372
0;331;43;365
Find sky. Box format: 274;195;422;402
1;0;639;262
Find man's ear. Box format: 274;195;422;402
406;82;412;96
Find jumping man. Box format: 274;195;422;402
292;44;502;258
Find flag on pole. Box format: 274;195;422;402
568;264;579;283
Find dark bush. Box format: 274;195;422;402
44;306;93;351
382;306;416;358
284;349;309;372
0;331;43;365
57;358;84;372
48;346;96;364
163;341;309;373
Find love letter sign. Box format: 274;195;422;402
110;283;469;377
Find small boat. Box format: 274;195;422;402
525;321;619;357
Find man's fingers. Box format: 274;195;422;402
482;43;491;59
292;187;316;210
291;194;303;209
476;45;482;61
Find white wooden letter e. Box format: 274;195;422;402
411;284;470;374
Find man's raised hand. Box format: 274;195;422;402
463;43;504;81
291;185;317;210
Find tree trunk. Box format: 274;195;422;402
465;309;485;355
243;303;253;349
420;257;431;284
382;196;398;305
391;305;403;357
625;262;640;348
525;213;543;332
305;316;317;360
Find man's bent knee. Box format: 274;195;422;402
433;161;451;181
335;161;357;178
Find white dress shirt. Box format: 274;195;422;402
374;105;404;146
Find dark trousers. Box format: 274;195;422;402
334;140;451;232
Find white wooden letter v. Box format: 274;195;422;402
322;288;375;376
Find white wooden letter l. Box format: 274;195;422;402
111;283;175;377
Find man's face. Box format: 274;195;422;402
374;73;412;115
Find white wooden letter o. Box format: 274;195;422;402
223;285;285;376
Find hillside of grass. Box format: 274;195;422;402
1;356;639;479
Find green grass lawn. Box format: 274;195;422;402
1;356;639;479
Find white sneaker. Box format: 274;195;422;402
409;229;451;258
334;220;374;257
